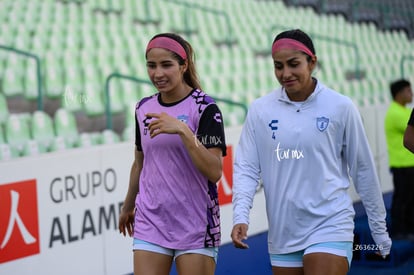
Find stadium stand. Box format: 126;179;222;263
0;93;9;125
284;0;414;39
4;113;36;157
0;123;5;143
0;0;413;153
0;144;13;161
31;110;59;153
101;128;121;144
53;107;80;149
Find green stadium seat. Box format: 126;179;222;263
78;132;94;148
0;51;8;81
0;93;9;125
125;100;136;125
60;64;85;112
90;132;104;145
22;140;41;157
122;101;136;141
31;110;56;153
0;144;13;161
23;59;39;101
2;68;24;98
0;124;6;145
44;52;65;99
122;126;134;142
54;108;79;149
5;114;32;156
18;112;32;127
60;84;83;112
77;132;102;148
0;94;12;161
82;83;105;117
101;129;120;144
122;81;141;107
108;79;125;114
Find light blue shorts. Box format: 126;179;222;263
270;241;353;268
133;238;219;263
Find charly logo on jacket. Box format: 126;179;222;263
268;120;279;130
316;117;329;132
269;119;279;139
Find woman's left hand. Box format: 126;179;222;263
377;238;392;259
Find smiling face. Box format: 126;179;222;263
146;47;189;101
272;48;317;101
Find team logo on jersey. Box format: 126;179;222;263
316;117;329;132
142;117;152;135
177;114;189;124
213;113;222;123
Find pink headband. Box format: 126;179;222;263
272;38;314;57
146;36;187;60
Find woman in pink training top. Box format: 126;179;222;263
118;33;226;275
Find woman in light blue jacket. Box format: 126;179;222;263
231;29;391;275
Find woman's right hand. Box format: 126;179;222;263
118;208;135;237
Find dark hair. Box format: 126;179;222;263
390;79;411;99
272;29;316;60
146;33;202;90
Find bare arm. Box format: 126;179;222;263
118;149;143;236
404;124;414;153
146;112;223;183
176;123;223;182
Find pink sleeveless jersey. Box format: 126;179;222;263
133;89;226;249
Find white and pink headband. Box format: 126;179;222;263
146;36;187;60
271;38;314;58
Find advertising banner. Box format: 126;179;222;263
0;126;268;275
